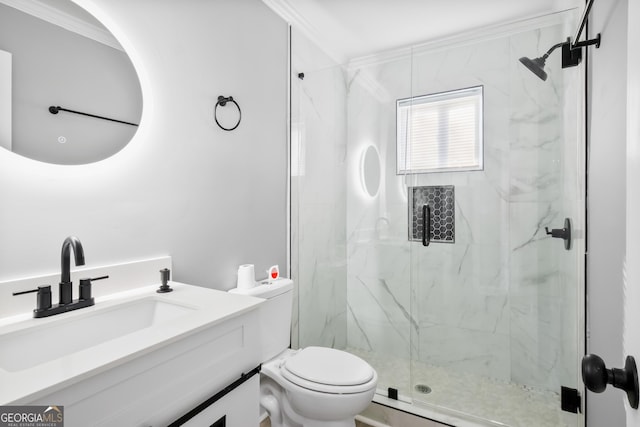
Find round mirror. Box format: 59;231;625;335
0;0;142;164
361;145;381;197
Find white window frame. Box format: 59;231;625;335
396;86;484;174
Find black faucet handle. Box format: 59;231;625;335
13;286;52;312
79;275;109;300
13;288;39;296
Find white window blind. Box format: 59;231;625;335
397;86;483;174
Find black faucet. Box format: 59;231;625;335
60;236;85;305
12;236;109;318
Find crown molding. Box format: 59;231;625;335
0;0;122;51
348;8;576;70
265;0;577;72
261;0;346;65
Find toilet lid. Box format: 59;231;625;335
282;347;375;386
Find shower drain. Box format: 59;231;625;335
414;384;432;394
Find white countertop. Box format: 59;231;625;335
0;282;264;404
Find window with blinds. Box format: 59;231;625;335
396;86;483;174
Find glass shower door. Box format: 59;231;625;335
290;26;416;401
291;27;416;402
406;12;585;427
344;49;415;400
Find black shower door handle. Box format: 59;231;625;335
422;204;431;247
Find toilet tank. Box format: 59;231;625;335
229;278;293;362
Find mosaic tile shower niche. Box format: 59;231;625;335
409;186;455;243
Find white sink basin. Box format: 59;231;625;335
0;297;194;372
0;280;264;419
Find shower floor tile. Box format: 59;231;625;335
349;347;574;427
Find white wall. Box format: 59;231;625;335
0;49;9;150
626;0;640;423
587;0;627;424
0;0;288;291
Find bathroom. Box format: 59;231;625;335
0;0;638;426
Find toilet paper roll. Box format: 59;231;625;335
237;264;257;289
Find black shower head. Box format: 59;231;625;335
519;56;548;81
519;0;601;82
519;39;575;82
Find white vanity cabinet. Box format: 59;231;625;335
0;276;264;427
27;305;261;426
177;376;259;427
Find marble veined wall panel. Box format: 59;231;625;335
405;36;512;381
508;20;580;391
346;54;415;364
291;29;348;350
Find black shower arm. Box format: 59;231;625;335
542;41;568;60
541;35;599;61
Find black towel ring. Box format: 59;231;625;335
214;95;241;131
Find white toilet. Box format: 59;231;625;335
231;278;377;427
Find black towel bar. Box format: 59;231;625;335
49;105;138;127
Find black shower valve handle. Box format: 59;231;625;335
545;226;568;239
545;218;572;250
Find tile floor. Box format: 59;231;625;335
349;348;575;427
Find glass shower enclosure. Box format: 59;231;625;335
291;9;585;427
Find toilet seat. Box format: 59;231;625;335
280;347;376;394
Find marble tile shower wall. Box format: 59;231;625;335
507;25;581;392
346;55;415;368
345;20;580;392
